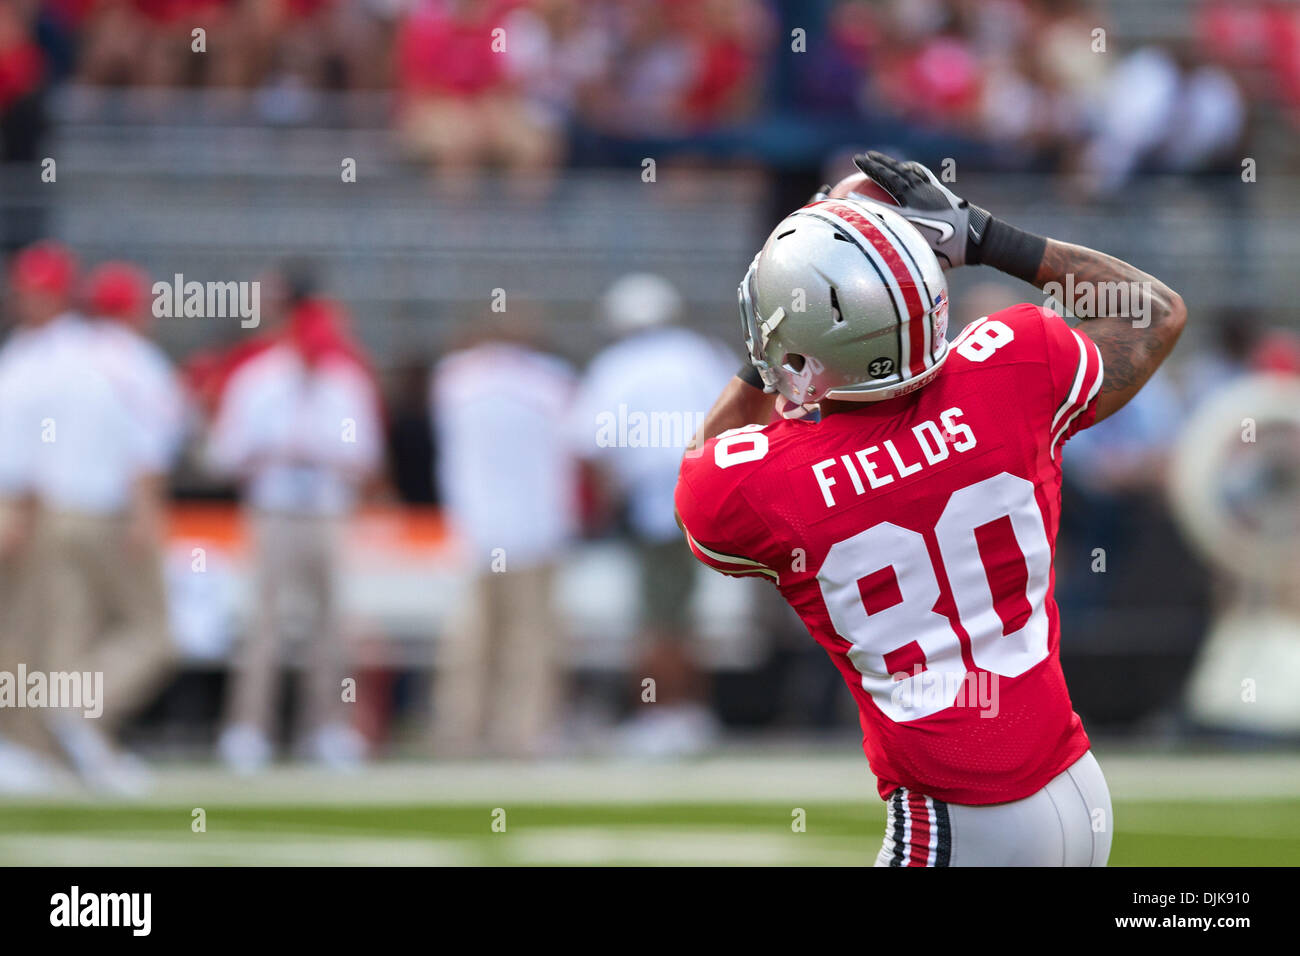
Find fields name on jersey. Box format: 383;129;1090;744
891;666;999;718
812;406;976;508
151;274;261;328
50;886;151;936
0;665;103;718
594;404;706;449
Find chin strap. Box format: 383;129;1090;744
758;306;786;352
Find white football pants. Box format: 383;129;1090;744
874;750;1113;866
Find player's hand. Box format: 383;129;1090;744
851;151;992;270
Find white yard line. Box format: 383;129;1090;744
0;834;476;866
6;751;1295;807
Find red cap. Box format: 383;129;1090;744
288;299;349;365
84;261;150;323
8;241;78;298
1251;331;1300;376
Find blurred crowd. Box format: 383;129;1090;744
0;241;391;788
1;0;1295;181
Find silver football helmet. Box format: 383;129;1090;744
739;198;950;404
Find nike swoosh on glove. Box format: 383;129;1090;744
852;151;992;270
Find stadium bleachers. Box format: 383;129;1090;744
5;86;1288;368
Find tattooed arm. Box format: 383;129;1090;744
846;152;1187;422
1031;240;1186;423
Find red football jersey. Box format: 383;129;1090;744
676;304;1105;805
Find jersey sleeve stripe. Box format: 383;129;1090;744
1050;329;1091;432
683;527;779;580
1050;331;1104;459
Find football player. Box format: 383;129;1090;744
675;152;1186;866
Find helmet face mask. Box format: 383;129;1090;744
738;198;950;406
738;253;782;394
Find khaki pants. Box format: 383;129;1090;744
0;504;45;747
226;512;345;742
433;563;562;758
37;510;177;734
637;537;698;637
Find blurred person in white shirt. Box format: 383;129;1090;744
0;242;178;795
571;274;736;757
430;316;578;757
84;262;188;477
208;292;382;773
0;242;70;792
1080;42;1244;197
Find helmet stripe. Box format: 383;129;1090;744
816;201;928;378
800;206;908;386
868;205;940;370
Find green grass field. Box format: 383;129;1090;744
1;751;1297;865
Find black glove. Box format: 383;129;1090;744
852;151;1046;281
